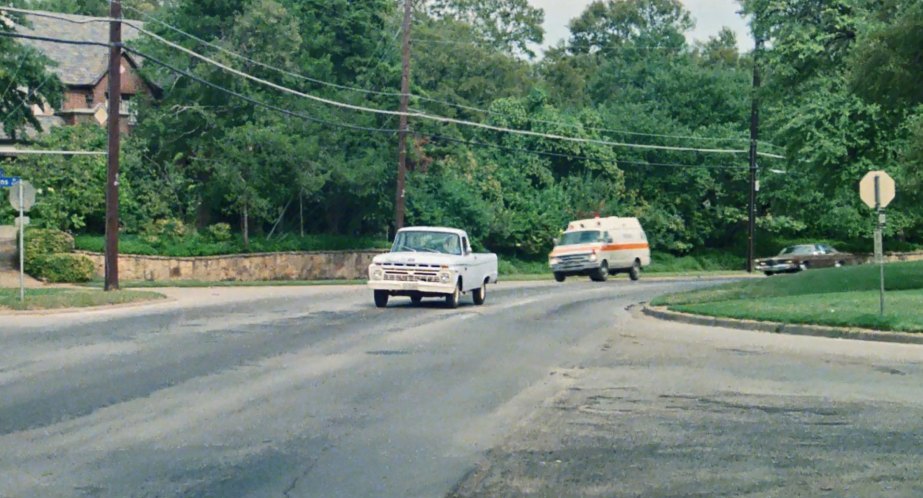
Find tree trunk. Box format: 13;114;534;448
242;204;250;250
299;190;304;238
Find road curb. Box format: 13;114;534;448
642;305;923;346
0;295;173;316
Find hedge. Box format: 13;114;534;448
21;228;94;283
25;253;95;283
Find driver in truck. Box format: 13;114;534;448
442;236;460;255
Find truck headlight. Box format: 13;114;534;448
588;253;598;262
370;267;384;280
439;272;452;283
549;257;560;266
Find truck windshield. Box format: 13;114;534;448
392;231;462;255
557;231;602;246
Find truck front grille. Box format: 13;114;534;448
382;265;441;283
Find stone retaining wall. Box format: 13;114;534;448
76;250;386;282
855;251;923;264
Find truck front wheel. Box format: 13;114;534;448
445;282;461;309
374;290;389;308
554;272;566;283
473;283;487;305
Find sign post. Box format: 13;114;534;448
860;171;896;317
5;178;35;303
18;181;23;303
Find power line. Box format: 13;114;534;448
0;30;400;133
426;134;744;170
113;4;781;150
121;46;399;134
3;5;785;153
125;24;783;157
0;29;770;170
0;147;106;155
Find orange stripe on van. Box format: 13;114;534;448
551;243;649;257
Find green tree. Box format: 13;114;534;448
568;0;692;55
0;125;136;232
0;8;63;140
428;0;544;57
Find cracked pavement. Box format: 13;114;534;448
1;280;921;497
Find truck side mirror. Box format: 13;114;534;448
553;238;560;245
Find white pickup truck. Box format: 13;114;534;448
367;227;499;308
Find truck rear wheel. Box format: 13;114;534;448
374;290;389;308
554;272;566;283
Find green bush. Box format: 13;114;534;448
205;223;233;242
23;228;75;256
141;218;188;245
73;233;390;257
25;253;95;283
498;257;549;275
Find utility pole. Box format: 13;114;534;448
747;38;763;273
394;0;412;232
105;0;122;291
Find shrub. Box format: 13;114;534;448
25;253;95;283
141;218;188;245
23;228;75;256
205;223;232;242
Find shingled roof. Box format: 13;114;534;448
15;11;144;86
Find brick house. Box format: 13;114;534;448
2;11;155;143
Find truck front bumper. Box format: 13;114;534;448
367;281;457;295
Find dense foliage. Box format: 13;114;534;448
3;0;921;259
21;228;94;282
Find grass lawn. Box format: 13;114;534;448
652;260;923;332
0;288;165;311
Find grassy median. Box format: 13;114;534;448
652;261;923;332
0;288;165;311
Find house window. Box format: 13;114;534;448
85;93;94;108
122;95;138;125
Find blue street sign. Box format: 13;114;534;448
0;177;20;188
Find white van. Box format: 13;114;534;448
548;216;651;282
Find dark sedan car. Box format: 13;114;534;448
756;244;856;276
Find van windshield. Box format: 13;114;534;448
558;231;602;246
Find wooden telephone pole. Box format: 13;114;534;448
747;38;763;274
105;0;122;290
394;0;412;232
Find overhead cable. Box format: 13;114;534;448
0;28;774;168
125;23;782;157
3;5;785;154
114;4;781;150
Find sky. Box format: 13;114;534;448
529;0;753;52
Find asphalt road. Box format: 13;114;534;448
0;279;921;497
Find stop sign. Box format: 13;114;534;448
859;171;895;209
